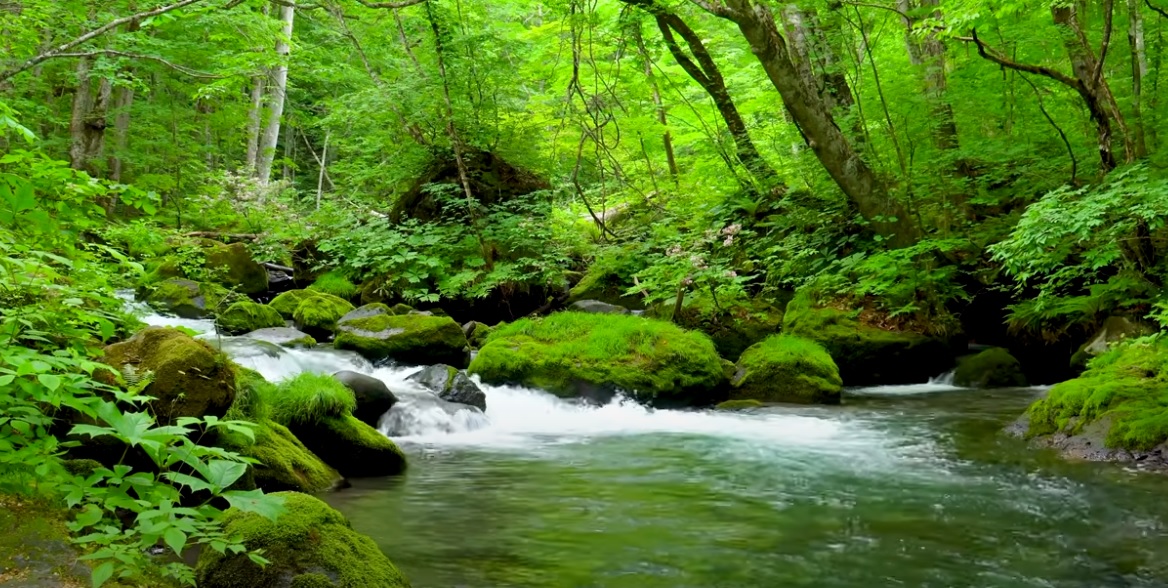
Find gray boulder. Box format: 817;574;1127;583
243;327;316;348
332;370;398;427
569;300;630;315
407;364;487;411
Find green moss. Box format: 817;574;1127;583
228;367;274;421
195;492;410;588
468;312;725;406
291;415;408;478
1027;338;1168;451
308;270;359;301
139;256;183;286
953;347;1028;388
261;372;357;427
293;293;356;335
101;327;236;423
389;303;415;315
464;321;494;348
664;295;783;361
715;399;764;411
730;335;842;404
270;289;316;319
291;574;337;588
334;313;468;366
567;248;645;309
233;420;342;493
783;292;951;386
145;278;236;319
215;301;285;335
204;242;269;295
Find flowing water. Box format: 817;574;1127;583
128;300;1168;587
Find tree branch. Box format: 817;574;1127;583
0;0;214;82
1145;0;1168;20
354;0;429;8
958;29;1082;90
51;50;222;78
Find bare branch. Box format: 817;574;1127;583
958;29;1082;90
51;50;223;78
0;0;215;82
1145;0;1168;19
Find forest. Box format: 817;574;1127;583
2;0;1168;586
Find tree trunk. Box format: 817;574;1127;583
712;0;918;244
69;56;113;176
107;83;134;183
245;76;264;170
255;1;294;184
1051;3;1123;170
652;12;777;182
1127;0;1148;157
631;20;679;179
898;0;957;150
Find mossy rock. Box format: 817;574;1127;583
715;399;764;411
953;347;1027;388
463;321;494;348
244;327;317;349
1026;338;1168;452
195;492;411;588
139;256;183;287
389;303;415;315
269;290;316;319
338;303;391;324
783;295;952;386
291;240;325;286
101;327;236;423
307;270;359;301
659;296;784;361
293;293;356;338
729;335;842;404
567;254;644;310
204;241;269;295
144;278;235;319
216;302;285;336
334;313;469;367
290;415;408;478
358;277;394;306
468;312;726;407
228;420;343;493
1070;316;1153;372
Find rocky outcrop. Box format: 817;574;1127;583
407;365;486;411
1070;316;1153;372
195;492;411;588
334;313;469;367
729;335;842;404
468;312;726;407
333;370;398;427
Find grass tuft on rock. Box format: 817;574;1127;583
261;372;356;427
307;270;359;301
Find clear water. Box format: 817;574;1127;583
128;302;1168;587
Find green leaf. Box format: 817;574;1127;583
91;561;114;588
222;490;285;520
37;373;61;391
204;460;248;490
164;527;187;555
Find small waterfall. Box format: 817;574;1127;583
928;370;956;386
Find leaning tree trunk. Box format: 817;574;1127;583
712;0;919;245
255;1;294;184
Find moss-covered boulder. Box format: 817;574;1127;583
195;492;410;588
729;335;842;404
292;415;407;478
269;289;316;319
261;373;407;477
204;242;269;295
338;303;391;324
1023;338;1168;461
244;327;317;348
662;296;784;361
462;321;494;348
468;312;726;407
293;293;356;338
1070;316;1153;372
358;276;394;306
139;256;183;287
307;270;358;301
715;399;764;411
101;327;236;423
334;313;469;367
144;278;235;319
216;302;285;336
567;255;644;310
228;420;342;493
783;296;952;386
954;347;1028;388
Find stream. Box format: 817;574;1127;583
131;301;1168;587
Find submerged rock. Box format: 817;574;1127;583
468;312;725;407
783;295;953;386
715;399;764;411
244;327;317;349
729;335;842;404
216;301;285;335
407;364;486;411
953;347;1027;388
334;313;469;367
333;370;398;427
1019;338;1168;465
569;300;630;315
100;327;236;423
195;492;411;588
